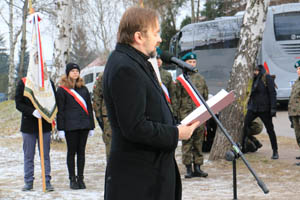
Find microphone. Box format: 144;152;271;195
160;51;197;72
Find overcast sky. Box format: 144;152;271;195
0;1;206;64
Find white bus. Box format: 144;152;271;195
80;65;105;97
170;3;300;105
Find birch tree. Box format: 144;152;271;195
4;0;22;99
52;0;72;83
209;0;270;160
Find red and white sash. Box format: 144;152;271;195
176;74;203;107
60;86;89;115
161;83;171;103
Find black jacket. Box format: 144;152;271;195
15;79;55;134
103;43;181;200
248;72;277;112
56;84;94;132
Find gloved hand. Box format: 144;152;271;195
58;130;65;139
88;130;94;137
270;109;276;117
32;109;42;119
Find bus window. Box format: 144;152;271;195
274;12;300;41
83;73;93;84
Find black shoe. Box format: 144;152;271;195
271;151;279;160
296;156;300;160
255;141;263;149
46;181;54;192
296;162;300;166
193;164;208;178
69;176;79;190
77;176;86;189
22;182;33;191
184;165;193;179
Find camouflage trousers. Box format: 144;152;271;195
102;117;112;161
291;116;300;149
182;125;205;165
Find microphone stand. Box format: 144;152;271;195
181;68;269;198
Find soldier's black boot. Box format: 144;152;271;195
22;181;33;191
77;176;86;189
193;164;208;177
271;150;279;160
69;176;79;190
184;165;193;179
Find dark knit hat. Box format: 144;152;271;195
295;60;300;69
65;63;80;76
181;52;197;61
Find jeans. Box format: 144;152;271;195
22;132;51;183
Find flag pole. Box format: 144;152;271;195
29;0;46;192
38;118;46;192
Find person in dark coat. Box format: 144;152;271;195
102;7;200;200
15;77;55;192
242;64;278;159
56;63;95;190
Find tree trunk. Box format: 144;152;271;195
7;0;21;100
209;0;270;160
196;0;200;22
52;0;72;84
18;0;29;81
191;0;195;23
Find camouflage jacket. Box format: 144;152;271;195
159;67;176;105
288;77;300;116
175;72;208;120
92;72;107;118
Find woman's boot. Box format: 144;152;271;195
69;176;79;190
77;176;86;189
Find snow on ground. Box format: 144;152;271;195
1;126;300;199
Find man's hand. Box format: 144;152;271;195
32;109;42;119
177;121;201;140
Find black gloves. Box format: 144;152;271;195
270;109;276;117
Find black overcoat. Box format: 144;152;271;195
103;43;181;200
56;85;95;132
15;79;55;134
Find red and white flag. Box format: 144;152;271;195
177;74;203;107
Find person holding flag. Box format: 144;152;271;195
56;63;95;190
175;52;209;178
15;11;57;192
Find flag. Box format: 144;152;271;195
24;13;57;123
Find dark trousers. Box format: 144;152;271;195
65;130;89;178
22;132;51;183
243;110;278;151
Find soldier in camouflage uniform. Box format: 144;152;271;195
92;72;112;161
156;47;177;114
288;60;300;166
174;52;209;178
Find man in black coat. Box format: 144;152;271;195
242;64;279;159
15;78;55;191
102;7;200;200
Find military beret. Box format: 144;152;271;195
181;52;197;61
295;60;300;69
